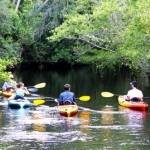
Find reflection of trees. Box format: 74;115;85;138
101;106;114;125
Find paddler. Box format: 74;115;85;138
2;74;17;92
8;82;30;100
58;84;76;105
126;81;143;102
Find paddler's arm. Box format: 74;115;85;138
24;87;30;95
139;97;143;102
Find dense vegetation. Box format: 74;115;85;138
0;0;150;80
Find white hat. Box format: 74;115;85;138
9;74;14;79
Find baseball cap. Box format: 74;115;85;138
64;84;71;88
130;81;137;87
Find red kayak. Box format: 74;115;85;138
118;96;148;111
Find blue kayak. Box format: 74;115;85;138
8;99;31;109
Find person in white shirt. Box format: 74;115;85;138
126;81;143;102
2;74;17;92
8;82;30;100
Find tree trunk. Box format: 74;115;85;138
15;0;21;11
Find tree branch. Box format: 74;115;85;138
64;37;115;52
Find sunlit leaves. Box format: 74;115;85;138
47;0;150;75
1;0;150;77
0;59;13;81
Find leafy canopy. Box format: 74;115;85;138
48;0;150;75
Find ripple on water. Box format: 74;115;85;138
84;124;143;130
1;130;89;143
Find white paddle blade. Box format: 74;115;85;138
34;83;46;88
101;92;114;97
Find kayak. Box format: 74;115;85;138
57;105;78;117
8;99;31;109
118;96;148;111
2;92;14;98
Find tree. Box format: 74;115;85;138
47;0;150;75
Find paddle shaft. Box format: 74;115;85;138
28;96;89;100
101;91;150;99
27;96;56;100
143;97;150;99
32;95;90;105
105;93;149;98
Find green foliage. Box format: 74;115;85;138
48;0;150;75
0;59;14;81
0;0;150;77
0;0;21;61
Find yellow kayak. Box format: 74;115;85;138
118;96;148;111
57;105;78;117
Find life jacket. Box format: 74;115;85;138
131;97;140;102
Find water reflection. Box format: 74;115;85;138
79;111;90;135
0;97;9;106
118;106;148;128
32;111;46;132
0;66;150;149
101;106;114;125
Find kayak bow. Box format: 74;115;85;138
57;105;78;117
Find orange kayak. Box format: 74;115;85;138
118;96;148;111
57;105;78;117
2;92;14;98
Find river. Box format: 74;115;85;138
0;66;150;150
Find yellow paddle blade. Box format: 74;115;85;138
33;99;45;105
34;83;46;88
79;96;90;101
101;92;114;97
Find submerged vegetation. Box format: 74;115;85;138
0;0;150;79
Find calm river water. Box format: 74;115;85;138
0;66;150;150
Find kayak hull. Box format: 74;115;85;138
3;92;14;98
118;96;148;111
8;99;31;109
58;105;78;117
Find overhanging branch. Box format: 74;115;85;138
64;37;115;52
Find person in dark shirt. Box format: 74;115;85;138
58;84;75;105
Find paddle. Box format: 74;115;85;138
101;92;120;97
33;96;91;105
27;83;46;92
33;99;46;105
101;91;150;99
76;96;90;101
28;83;46;89
28;87;38;93
0;83;45;94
